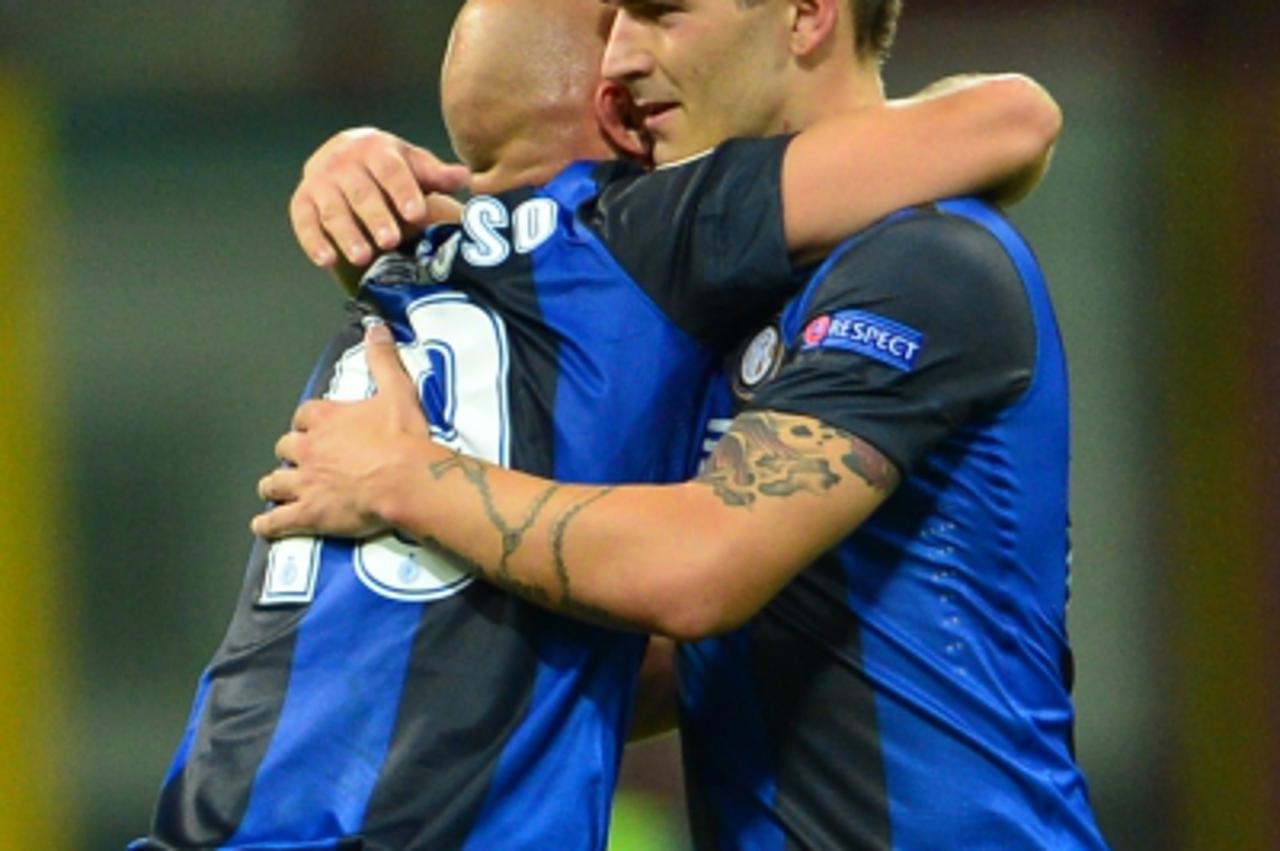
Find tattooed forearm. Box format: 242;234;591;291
549;487;616;605
498;484;560;578
422;454;632;629
697;411;898;507
424;450;561;578
419;535;555;610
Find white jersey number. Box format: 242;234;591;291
260;292;511;605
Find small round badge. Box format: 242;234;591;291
738;325;782;390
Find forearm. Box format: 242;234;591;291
369;411;890;640
783;73;1062;256
911;73;1061;205
372;438;731;636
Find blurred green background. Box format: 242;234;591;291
0;1;1276;848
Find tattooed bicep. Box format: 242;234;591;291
697;411;899;509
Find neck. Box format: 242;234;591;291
465;106;611;195
469;141;571;195
779;58;885;132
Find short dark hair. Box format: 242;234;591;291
735;0;902;63
854;0;902;62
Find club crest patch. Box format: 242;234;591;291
732;324;784;399
801;309;924;372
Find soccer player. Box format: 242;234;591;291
136;2;1059;850
254;0;1107;849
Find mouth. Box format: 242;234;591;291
635;101;679;131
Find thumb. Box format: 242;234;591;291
364;321;414;397
406;146;471;195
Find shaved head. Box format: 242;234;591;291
441;0;617;181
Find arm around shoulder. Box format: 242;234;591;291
781;72;1062;259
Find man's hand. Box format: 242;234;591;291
252;322;435;540
290;127;471;270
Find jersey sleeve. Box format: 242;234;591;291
586;136;798;349
748;210;1037;473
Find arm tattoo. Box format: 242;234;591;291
698;411;898;508
549;488;619;626
418;534;556;611
426;451;561;578
841;437;900;491
423;451;632;630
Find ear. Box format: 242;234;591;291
594;81;654;167
788;0;839;58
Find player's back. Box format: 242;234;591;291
136;140;797;850
679;200;1108;850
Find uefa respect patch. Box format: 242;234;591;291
801;309;924;371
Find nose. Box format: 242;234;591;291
601;9;654;83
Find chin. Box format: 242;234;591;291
653;138;704;168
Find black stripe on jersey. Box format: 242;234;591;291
151;328;364;846
455;184;561;480
681;734;725;851
584;139;796;352
151;567;305;844
750;553;892;851
358;583;540;848
359;224;551;846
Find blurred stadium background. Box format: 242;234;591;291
0;1;1275;848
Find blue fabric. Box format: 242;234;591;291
682;199;1107;849
225;542;423;844
142;159;741;850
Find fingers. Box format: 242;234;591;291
332;164;400;262
289;185;338;267
291;399;332;433
291;128;470;270
405;146;471;201
257;467;301;504
363;322;415;397
302;165;394;267
274;430;303;464
368;144;431;227
251;501;305;539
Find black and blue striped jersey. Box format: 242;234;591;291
133;137;797;850
680;199;1108;850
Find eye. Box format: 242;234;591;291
627;0;684;22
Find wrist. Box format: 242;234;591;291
362;433;443;536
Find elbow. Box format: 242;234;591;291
655;603;742;644
646;543;754;642
654;596;732;644
981;74;1063;206
998;74;1063;159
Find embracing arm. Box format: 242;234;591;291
783;73;1061;258
286;74;1058;284
251;323;897;641
388;428;890;637
376;410;894;640
252;325;897;640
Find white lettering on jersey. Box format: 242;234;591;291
260;293;511;606
425;196;562;280
512;197;559;255
461;196;511;268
